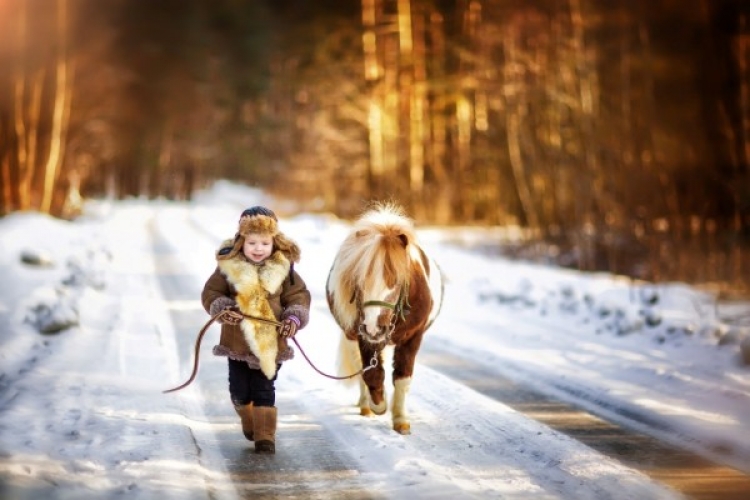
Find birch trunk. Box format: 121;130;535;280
427;10;452;224
41;0;72;214
569;0;598;270
12;0;29;209
503;26;539;229
406;2;428;218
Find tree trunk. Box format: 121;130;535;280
41;0;72;214
503;26;539;229
569;0;599;271
426;9;452;224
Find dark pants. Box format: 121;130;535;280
228;359;280;407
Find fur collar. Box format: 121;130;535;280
217;249;290;379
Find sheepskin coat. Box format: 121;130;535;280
201;243;310;379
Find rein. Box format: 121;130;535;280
162;310;372;394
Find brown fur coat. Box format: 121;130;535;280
201;242;310;379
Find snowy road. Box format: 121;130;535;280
2;193;749;499
146;202;740;500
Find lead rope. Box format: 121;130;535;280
162;310;226;394
241;314;379;379
162;310;375;394
291;337;378;380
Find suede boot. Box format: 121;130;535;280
252;406;277;454
234;403;254;441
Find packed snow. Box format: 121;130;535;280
1;181;749;499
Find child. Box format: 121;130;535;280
202;206;310;454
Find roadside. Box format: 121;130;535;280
419;342;750;500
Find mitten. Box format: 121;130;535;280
279;315;300;338
222;305;243;325
210;297;243;325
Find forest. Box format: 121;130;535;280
1;0;749;293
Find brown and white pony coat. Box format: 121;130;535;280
326;203;444;434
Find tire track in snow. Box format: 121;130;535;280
419;341;750;500
284;348;685;500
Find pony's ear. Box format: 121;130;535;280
398;233;409;247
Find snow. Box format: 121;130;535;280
1;181;749;499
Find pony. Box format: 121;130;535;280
326;203;444;434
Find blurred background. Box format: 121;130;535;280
1;0;748;293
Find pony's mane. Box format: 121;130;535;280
329;203;417;327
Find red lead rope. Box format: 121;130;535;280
162;310;372;394
162;310;226;393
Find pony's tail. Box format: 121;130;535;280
337;333;362;387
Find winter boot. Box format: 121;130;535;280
252;406;277;454
234;403;254;441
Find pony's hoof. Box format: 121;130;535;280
254;440;275;454
393;422;411;435
360;407;373;417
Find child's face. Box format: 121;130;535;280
243;234;274;263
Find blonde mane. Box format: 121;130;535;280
328;203;417;330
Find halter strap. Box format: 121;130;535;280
361;300;398;309
360;282;410;322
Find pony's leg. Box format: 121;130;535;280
391;378;411;435
359;340;387;415
357;377;372;416
390;333;424;434
339;334;371;415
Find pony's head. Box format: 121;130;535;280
329;203;416;345
354;230;409;344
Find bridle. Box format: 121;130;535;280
351;281;410;345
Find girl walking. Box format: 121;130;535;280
202;206;310;454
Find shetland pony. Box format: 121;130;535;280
326;203;444;434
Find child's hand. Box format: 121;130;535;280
221;304;243;325
279;316;300;338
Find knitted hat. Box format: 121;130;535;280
217;206;301;263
